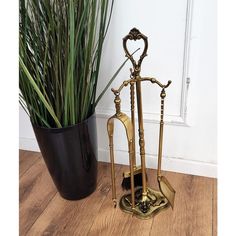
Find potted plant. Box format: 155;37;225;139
19;0;130;200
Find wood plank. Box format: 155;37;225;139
87;165;132;236
26;162;121;236
150;172;213;236
19;150;41;178
88;167;155;236
121;168;157;236
19;151;217;235
19;158;57;235
212;179;217;236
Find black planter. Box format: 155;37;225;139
33;114;98;200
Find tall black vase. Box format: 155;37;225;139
33;114;98;200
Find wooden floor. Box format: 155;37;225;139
19;150;217;236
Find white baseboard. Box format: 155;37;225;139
19;137;217;178
98;148;217;178
19;137;40;152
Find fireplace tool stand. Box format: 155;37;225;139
107;28;175;219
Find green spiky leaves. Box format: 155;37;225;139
19;0;116;128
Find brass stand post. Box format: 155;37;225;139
107;28;175;219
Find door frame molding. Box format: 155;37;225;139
97;0;194;127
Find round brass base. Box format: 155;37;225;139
119;187;170;219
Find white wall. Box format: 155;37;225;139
19;0;217;178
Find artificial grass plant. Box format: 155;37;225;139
19;0;136;128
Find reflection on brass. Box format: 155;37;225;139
107;28;175;219
119;187;169;220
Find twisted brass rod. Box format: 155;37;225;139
157;89;165;177
130;81;136;167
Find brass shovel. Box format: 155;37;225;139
157;88;175;209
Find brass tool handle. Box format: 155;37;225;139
123;28;148;73
130;80;136;167
128;140;135;209
107;119;117;207
157;89;166;177
123;28;148;196
136;79;147;195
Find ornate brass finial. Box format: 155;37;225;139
160;89;166;99
123;28;148;74
112;90;121;116
127;28;144;41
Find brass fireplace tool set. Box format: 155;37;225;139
107;28;176;219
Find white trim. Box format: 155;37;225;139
19;137;39;152
180;0;194;123
96;108;189;127
19;137;217;178
98;148;217;178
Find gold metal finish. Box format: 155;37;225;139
107;28;176;219
124;29;149;200
157;89;176;208
130;80;136;167
122;77;142;181
119;187;169;220
107;112;135;208
113;77;171;94
123;166;142;178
